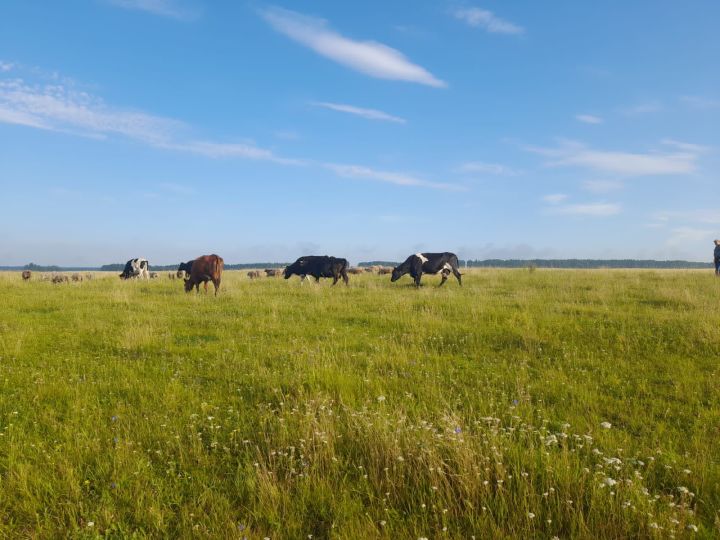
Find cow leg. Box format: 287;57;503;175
453;267;463;286
439;271;449;286
332;274;338;285
342;270;349;285
414;273;422;287
213;278;220;296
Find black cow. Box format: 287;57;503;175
177;260;194;279
284;255;349;285
391;252;462;287
119;258;149;280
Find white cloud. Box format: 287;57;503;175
106;0;197;19
323;163;464;191
582;180;624;193
260;7;446;87
661;138;710;153
313;102;406;123
548;202;621;217
0;62;13;72
527;140;698;176
621;101;663;115
453;7;524;35
542;193;568;204
653;210;720;225
680;95;720;110
575;114;603;124
666;226;714;248
0;77;292;163
457;161;520;176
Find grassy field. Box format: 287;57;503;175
0;269;718;539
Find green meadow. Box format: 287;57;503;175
0;269;718;539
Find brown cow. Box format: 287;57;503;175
264;268;282;277
377;267;393;275
247;270;262;279
71;273;83;282
348;267;364;275
51;274;69;284
85;273;94;280
184;254;224;296
21;270;32;281
168;272;176;280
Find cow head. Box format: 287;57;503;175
283;266;293;279
183;278;192;292
390;266;403;282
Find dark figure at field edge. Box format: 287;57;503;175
714;239;720;276
284;255;349;285
184;254;224;296
391;252;462;287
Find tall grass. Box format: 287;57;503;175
0;270;718;538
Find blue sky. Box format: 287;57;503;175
1;0;718;265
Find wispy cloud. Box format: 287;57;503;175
542;193;568;204
550;202;621;217
661;138;710;153
666;226;714;248
526;139;698;176
106;0;198;20
575;114;603;124
0;61;13;72
582;180;624;193
0;77;292;163
323;163;464;191
453;7;524;35
653;209;720;225
620;100;663;115
457;161;520;176
680;95;720;110
313;102;406;123
260;6;446;87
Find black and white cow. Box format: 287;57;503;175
119;258;150;280
284;255;350;285
391;252;462;287
177;260;194;279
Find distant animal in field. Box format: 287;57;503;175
168;272;176;280
264;268;282;277
284;255;349;285
119;258;149;280
177;260;193;279
149;272;158;279
51;274;69;284
391;252;462;287
21;270;32;281
247;270;262;279
85;273;93;280
71;273;83;282
348;267;364;275
363;267;375;273
184;254;224;296
41;273;50;281
377;267;393;275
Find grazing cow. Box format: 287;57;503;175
51;274;69;284
71;273;83;282
363;267;375;273
168;272;176;280
21;270;32;281
184;254;224;296
85;273;93;280
284;255;349;285
377;267;393;275
149;272;158;279
391;252;462;287
348;267;364;275
247;270;262;279
119;258;150;280
177;260;193;279
264;268;282;277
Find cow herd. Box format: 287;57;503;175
20;252;463;294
